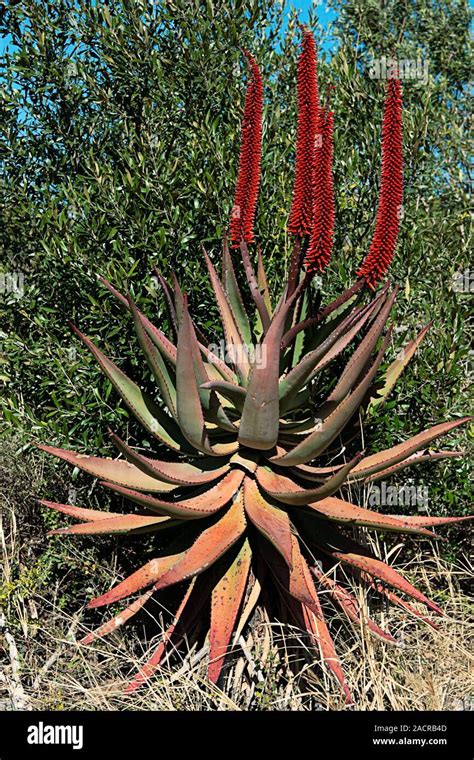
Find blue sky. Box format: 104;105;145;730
282;0;338;51
290;0;337;26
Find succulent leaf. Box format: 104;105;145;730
154;493;247;590
304;496;436;536
330;552;443;616
128;295;178;419
273;330;392;465
256;456;362;505
39;499;123;522
238;286;302;449
312;567;397;644
108;430;230;485
243;477;293;567
349;417;472;480
124;578;198;693
36;444;177;492
69;323;189;452
81;586;157;646
89;554;185;608
101;469;244;519
49;513;172;536
209;539;252;683
222;239;253;347
367;322;431;411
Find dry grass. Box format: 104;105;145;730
1;443;473;712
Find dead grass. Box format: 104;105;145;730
1;442;473;711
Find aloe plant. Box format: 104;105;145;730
38;28;472;701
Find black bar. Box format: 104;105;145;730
0;710;471;758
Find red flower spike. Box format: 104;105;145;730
357;79;403;288
288;27;319;238
304;107;335;273
229;50;263;247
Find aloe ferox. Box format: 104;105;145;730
37;28;472;701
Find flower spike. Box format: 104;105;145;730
304;105;335;273
288;26;320;238
357;79;403;288
229;50;263;247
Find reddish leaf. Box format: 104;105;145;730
255;456;362;505
233;574;261;641
124;579;196;693
362;449;464;483
39;499;122;522
349;417;472;480
243;478;293;567
390;513;474;528
208;539;252;683
89;553;185;608
81;587;156;644
275;543;352;703
153;492;247;590
36;445;177;493
364;576;440;631
48;513;172;536
289;462;345;482
300;603;353;704
101;469;244;519
305;496;436;536
109;430;229;485
229;450;260;474
263;534;322;614
331;552;443;616
311;566;397;643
